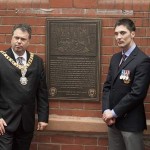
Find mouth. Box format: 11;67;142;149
117;41;124;45
15;45;22;49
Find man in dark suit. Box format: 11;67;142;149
102;18;150;150
0;24;49;150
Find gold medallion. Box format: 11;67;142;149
0;51;34;85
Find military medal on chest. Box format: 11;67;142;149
0;51;34;86
120;69;131;84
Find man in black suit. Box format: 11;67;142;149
0;24;49;150
102;18;150;150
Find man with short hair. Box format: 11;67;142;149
0;24;49;150
102;18;150;150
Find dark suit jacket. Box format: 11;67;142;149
0;48;49;132
102;46;150;132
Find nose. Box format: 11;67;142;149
17;38;22;43
116;33;122;39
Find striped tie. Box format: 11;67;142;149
17;57;23;65
119;54;127;67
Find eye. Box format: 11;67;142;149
21;38;26;41
14;36;19;40
120;31;126;35
114;32;118;36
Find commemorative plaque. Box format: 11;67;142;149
46;18;101;101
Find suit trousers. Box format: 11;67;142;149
0;120;34;150
108;126;144;150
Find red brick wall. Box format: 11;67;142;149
0;0;150;150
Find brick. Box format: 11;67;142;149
0;44;9;50
102;27;114;36
74;0;97;9
5;35;11;43
143;19;150;27
85;145;108;150
35;26;45;35
49;101;60;108
40;0;50;9
145;103;150;112
135;38;148;46
51;135;74;144
83;102;101;110
102;18;117;27
133;18;143;27
36;45;45;53
146;28;150;36
0;0;7;9
38;144;60;150
102;65;109;74
140;0;150;11
60;101;84;109
30;143;37;150
32;135;50;143
31;0;40;8
146;112;150;120
0;35;5;43
104;0;116;9
2;17;25;25
133;0;142;11
101;47;114;55
98;138;108;146
25;17;37;26
123;0;133;10
50;0;73;8
75;136;97;145
36;18;46;26
136;27;146;37
62;145;84;150
101;55;111;64
102;37;114;46
31;36;42;44
28;45;37;53
0;25;12;34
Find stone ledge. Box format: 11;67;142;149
43;115;150;134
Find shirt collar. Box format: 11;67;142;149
122;43;136;57
11;49;27;62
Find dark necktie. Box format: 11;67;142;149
119;54;127;67
17;57;23;65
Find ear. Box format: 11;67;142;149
131;31;135;38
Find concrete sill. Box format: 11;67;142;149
43;115;150;134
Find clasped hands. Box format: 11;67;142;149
102;109;116;126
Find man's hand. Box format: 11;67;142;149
105;118;116;126
37;122;48;131
0;118;7;135
102;109;116;126
102;109;113;120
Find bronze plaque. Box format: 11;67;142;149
46;18;101;101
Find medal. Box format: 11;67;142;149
120;69;131;84
0;51;34;86
20;67;28;85
20;77;28;85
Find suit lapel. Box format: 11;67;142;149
6;48;16;62
25;51;32;77
113;52;122;78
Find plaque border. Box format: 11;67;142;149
46;18;101;101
